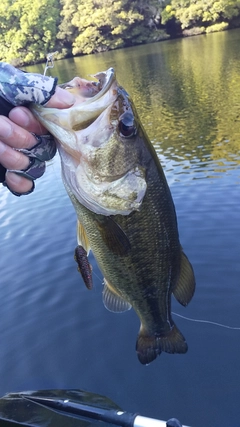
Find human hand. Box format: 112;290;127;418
0;87;75;196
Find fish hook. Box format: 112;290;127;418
43;51;58;76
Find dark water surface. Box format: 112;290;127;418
1;29;240;427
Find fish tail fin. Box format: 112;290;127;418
136;323;188;365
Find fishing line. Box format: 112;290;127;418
47;153;65;195
92;270;103;282
78;261;240;330
77;269;240;330
172;312;240;330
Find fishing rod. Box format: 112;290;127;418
22;395;189;427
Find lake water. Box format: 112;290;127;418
1;28;240;427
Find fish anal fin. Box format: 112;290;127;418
74;245;93;290
136;323;188;365
77;220;91;254
173;250;196;307
95;216;131;256
103;279;132;313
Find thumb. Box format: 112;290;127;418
46;86;75;109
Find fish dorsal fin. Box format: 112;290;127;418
103;279;132;313
94;217;131;256
77;220;91;255
173;250;196;306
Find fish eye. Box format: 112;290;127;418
118;112;137;138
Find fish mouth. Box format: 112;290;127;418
91;68;116;101
59;67;116;105
31;68;147;216
31;68;118;137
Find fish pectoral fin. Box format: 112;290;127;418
74;245;93;290
173;250;196;306
103;279;132;313
77;220;91;254
94;216;131;256
136;323;188;365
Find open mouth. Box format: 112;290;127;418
67;68;117;131
31;68;118;148
92;68;116;100
59;68;116;105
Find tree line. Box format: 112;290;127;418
0;0;239;66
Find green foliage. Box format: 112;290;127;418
57;0;169;56
0;0;239;65
161;0;240;31
66;0;161;56
0;0;60;65
70;0;133;55
205;22;229;33
57;0;78;54
161;5;175;25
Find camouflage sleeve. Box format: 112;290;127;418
0;62;58;107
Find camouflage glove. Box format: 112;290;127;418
0;62;57;196
0;62;58;106
3;133;57;196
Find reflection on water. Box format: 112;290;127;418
1;28;240;427
27;29;240;183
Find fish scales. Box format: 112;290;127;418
31;68;195;365
64;134;185;363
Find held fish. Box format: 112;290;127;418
32;69;195;365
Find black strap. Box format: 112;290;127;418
0;164;6;183
0;97;14;182
0;96;14;116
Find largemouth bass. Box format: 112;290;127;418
32;69;195;365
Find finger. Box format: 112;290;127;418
0;139;33;194
9;107;46;134
0;140;30;171
5;171;33;194
46;86;75;108
0;116;37;150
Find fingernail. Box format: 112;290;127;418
0;140;6;154
6;171;33;193
0;118;12;138
6;171;23;185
